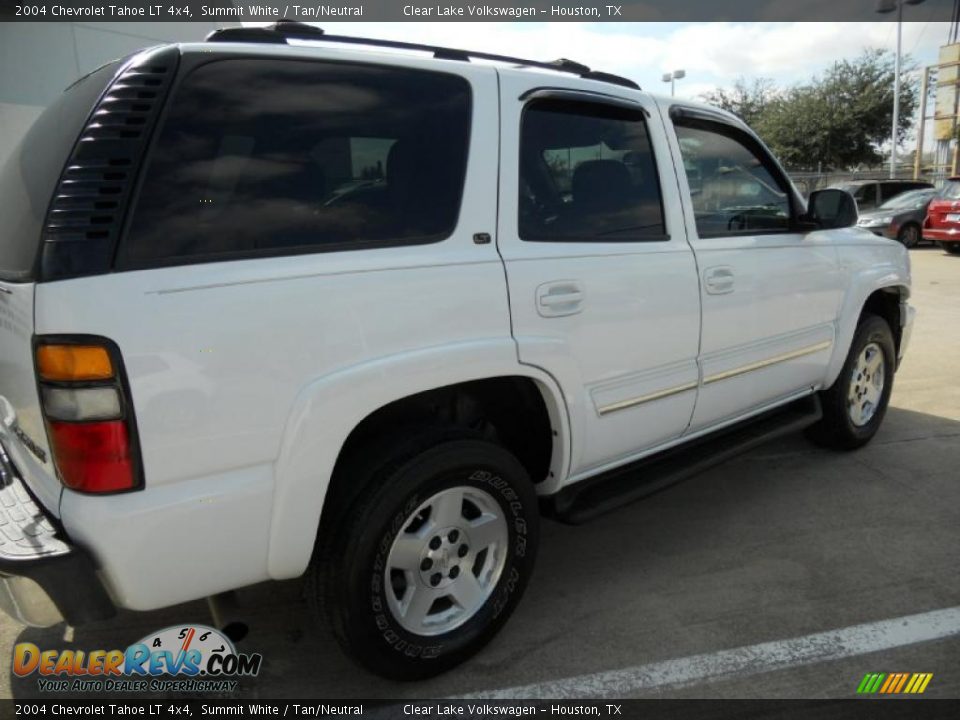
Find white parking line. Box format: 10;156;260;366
464;606;960;699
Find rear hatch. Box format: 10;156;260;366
0;59;123;515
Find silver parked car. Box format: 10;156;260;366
856;188;938;247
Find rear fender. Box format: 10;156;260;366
267;339;569;579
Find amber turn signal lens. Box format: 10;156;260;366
36;344;114;382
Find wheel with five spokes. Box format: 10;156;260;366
309;431;539;680
806;314;896;450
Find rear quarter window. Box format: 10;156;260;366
118;58;472;268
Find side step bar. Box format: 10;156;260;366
542;394;822;525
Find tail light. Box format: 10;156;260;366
34;337;142;493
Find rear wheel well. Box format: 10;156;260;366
861;287;904;356
322;377;555;519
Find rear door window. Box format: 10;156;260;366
519;99;667;242
880;182;910;203
854;184;878;208
119;58;471;268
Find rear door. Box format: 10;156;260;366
497;73;701;481
663;105;843;432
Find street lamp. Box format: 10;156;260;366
661;69;686;97
877;0;926;179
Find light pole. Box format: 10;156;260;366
877;0;926;179
661;69;686;97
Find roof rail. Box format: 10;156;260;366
205;21;640;90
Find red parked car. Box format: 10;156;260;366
923;177;960;254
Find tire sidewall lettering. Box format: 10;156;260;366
368;465;531;660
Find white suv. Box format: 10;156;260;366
0;22;914;679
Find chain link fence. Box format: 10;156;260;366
786;166;945;198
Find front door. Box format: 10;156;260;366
663;105;844;432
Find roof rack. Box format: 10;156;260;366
206;21;640;90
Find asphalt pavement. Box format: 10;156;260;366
2;247;958;700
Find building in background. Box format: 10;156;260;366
0;22;236;168
913;42;960;182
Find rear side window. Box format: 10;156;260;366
879;182;919;202
119;58;471;268
519;99;666;242
853;184;877;206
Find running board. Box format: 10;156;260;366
542;395;822;525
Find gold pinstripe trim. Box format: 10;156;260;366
702;340;833;385
597;381;698;416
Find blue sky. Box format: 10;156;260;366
287;21;948;100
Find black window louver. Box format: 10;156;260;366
39;46;180;281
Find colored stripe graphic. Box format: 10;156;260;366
858;672;933;694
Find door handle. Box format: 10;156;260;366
536;281;584;318
704;266;735;295
540;291;583;306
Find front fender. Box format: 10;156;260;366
824;243;910;389
267;339;569;579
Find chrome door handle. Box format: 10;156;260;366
536;281;584;318
704;266;735;295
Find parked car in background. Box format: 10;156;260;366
831;179;933;212
923;176;960;254
856;188;938;247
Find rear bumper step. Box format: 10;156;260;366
542;395;823;525
0;441;114;626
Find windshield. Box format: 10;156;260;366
939;181;960;200
879;189;936;209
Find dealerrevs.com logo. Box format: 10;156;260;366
14;624;262;693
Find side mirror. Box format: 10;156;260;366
803;188;858;230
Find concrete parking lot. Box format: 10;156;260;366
3;248;958;700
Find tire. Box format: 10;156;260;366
897;223;920;248
806;314;895;450
939;241;960;255
308;430;539;680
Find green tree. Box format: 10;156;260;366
700;49;918;171
700;77;778;128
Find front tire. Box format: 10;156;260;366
940;241;960;255
897;223;920;248
806;314;895;450
309;432;539;680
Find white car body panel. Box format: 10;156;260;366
825;233;912;386
496;70;702;480
0;282;61;515
34;48;520;606
1;42;915;613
